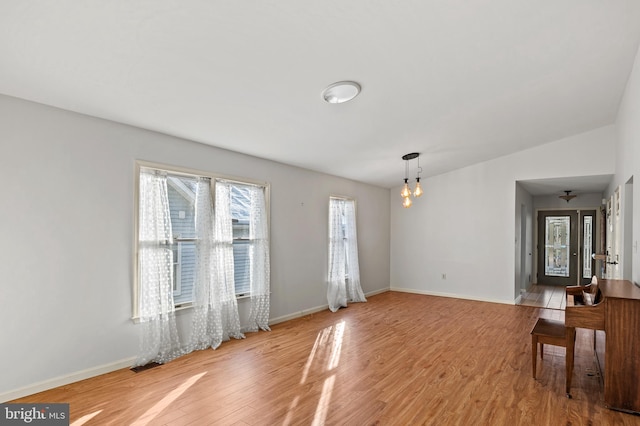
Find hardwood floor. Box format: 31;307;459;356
518;284;567;310
12;291;640;425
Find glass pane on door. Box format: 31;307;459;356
544;216;570;277
583;215;593;279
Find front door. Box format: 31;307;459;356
537;210;578;285
537;210;596;286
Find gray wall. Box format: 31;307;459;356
0;94;390;399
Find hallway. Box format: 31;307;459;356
519;284;566;310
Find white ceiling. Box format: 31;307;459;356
517;174;613;197
2;1;640;189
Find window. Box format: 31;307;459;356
134;162;269;316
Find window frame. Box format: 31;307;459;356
232;216;251;298
172;241;183;296
133;160;270;320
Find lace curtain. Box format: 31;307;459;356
247;185;271;331
327;198;366;312
188;178;215;351
136;170;269;364
134;170;182;366
344;200;366;304
189;179;244;350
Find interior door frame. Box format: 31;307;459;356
536;209;598;286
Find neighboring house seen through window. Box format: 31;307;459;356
167;175;197;305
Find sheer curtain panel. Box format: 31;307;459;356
190;179;245;350
210;181;244;348
344;200;366;303
327;198;366;312
135;170;182;366
328;199;348;312
247;185;271;331
188;177;217;351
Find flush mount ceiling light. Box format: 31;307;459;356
322;81;361;104
559;190;577;203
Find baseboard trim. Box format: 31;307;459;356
364;288;390;297
269;304;329;325
269;287;390;325
390;286;515;305
4;288;394;402
0;357;136;403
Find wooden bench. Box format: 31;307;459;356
530;317;575;397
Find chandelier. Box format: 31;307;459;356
559;190;577;203
400;153;423;208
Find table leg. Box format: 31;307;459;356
565;326;576;397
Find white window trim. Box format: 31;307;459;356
173;242;183;296
132;160;270;321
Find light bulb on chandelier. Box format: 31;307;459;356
400;179;411;198
414;178;423;198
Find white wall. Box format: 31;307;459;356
614;42;640;284
390;125;616;304
0;94;390;399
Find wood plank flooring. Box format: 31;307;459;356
12;291;640;425
519;284;567;310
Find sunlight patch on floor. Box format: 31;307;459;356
301;320;346;383
301;331;322;384
327;321;345;371
70;409;103;426
130;372;206;426
311;374;335;426
293;320;346;423
282;395;300;426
